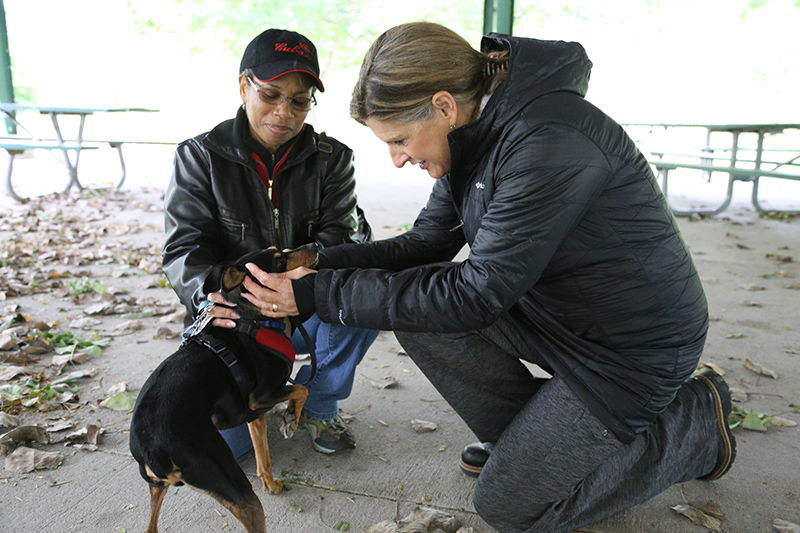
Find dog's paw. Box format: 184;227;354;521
265;478;283;494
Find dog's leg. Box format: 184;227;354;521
248;413;283;494
145;483;168;533
280;385;308;438
208;490;267;533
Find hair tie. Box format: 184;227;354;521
485;60;507;77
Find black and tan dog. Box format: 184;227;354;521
129;244;318;533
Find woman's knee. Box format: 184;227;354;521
473;473;546;532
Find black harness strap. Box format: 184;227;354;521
188;332;254;400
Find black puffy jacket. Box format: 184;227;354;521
313;34;708;443
163;107;367;323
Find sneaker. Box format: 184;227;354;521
299;413;356;454
459;441;494;478
693;369;737;480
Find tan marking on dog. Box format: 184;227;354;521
145;463;183;486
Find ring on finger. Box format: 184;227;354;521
272;303;279;313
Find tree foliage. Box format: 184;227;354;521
126;0;483;73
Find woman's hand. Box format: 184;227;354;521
241;263;315;318
206;292;240;329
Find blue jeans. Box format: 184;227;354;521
220;314;379;461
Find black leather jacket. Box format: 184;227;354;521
163;107;367;323
313;35;708;443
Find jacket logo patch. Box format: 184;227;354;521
475;182;486;190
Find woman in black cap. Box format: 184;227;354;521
162;29;378;457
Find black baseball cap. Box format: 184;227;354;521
240;29;325;92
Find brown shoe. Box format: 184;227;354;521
694;370;736;480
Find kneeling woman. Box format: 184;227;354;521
252;22;735;533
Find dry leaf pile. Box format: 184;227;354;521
1;190;178;473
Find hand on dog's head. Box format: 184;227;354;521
202;244;318;320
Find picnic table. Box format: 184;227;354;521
623;123;800;216
0;103;158;201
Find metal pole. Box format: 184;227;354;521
0;0;16;134
483;0;514;35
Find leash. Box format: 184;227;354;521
288;316;317;385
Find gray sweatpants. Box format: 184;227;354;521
394;317;720;533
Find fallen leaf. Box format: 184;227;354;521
773;518;800;532
729;387;748;403
67;424;102;451
0;425;49;456
0;412;20;428
765;253;793;263
699;362;726;375
739;301;763;307
782;283;800;290
100;390;138;411
153;327;181;340
46;420;74;433
770;416;798;427
738;284;766;291
107;381;128;395
742;409;771;431
109;320;145;336
743;359;778;379
411;419;437;433
69;317;102;329
4;446;64;473
159;310;185;324
671;504;721;531
368;507;463;533
694;501;724;520
370;377;398;389
0;331;18;350
50;353;88;366
0;365;27;381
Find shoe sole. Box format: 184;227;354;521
459;458;483;478
696;372;736;480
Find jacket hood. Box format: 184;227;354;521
482;33;591;116
448;35;592;179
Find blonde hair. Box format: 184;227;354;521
350;22;508;125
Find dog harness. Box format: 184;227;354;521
183;315;317;402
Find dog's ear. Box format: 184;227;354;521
203;264;229;294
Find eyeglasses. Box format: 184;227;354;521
246;76;316;112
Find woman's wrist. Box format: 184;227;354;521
291;273;317;315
